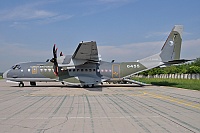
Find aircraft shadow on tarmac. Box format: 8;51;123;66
11;84;143;91
150;81;178;86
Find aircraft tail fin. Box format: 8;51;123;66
138;25;183;69
159;25;183;62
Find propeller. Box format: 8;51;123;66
50;44;58;76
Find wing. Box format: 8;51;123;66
72;41;99;62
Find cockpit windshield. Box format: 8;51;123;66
11;65;21;70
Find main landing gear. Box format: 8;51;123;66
30;82;36;86
87;84;94;88
80;84;94;88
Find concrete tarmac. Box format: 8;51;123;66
0;80;199;133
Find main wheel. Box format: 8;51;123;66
80;84;84;88
88;84;94;88
19;82;24;87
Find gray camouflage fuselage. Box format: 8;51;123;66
3;60;147;85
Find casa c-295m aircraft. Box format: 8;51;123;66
3;25;188;87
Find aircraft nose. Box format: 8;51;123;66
3;70;9;79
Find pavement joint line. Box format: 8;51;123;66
0;116;161;120
142;91;200;110
1;80;199;133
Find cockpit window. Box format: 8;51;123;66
12;65;21;70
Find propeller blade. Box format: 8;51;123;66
51;44;58;76
53;44;57;59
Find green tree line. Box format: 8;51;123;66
140;58;200;76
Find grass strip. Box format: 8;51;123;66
132;77;200;91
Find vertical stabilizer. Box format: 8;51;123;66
160;25;183;62
138;25;183;70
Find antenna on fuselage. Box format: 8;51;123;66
60;52;63;56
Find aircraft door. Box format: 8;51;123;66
32;66;37;74
112;64;120;79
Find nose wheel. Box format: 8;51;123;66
19;82;24;87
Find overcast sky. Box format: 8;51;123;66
0;0;200;72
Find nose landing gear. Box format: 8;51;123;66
19;82;24;87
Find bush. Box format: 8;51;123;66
138;57;200;75
188;66;200;74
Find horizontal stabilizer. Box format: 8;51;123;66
164;59;192;65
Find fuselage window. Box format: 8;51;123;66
69;69;71;72
73;69;75;72
81;69;84;72
28;69;31;72
85;69;88;72
77;69;79;72
93;69;96;72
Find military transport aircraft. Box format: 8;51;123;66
3;25;188;87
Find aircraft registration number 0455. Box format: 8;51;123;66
127;64;140;68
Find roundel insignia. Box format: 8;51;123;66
169;41;174;46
